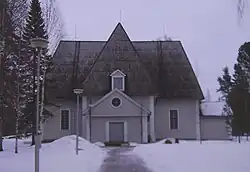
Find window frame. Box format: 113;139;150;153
111;97;122;108
60;109;71;131
169;109;179;130
112;76;125;91
110;70;126;91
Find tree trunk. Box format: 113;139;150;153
0;45;4;151
0;130;3;151
0;78;3;151
0;113;3;151
15;76;20;153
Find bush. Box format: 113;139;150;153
164;139;172;144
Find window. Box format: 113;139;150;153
110;69;126;91
111;97;122;107
113;77;124;90
169;109;178;130
61;109;70;130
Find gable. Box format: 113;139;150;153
81;23;155;96
89;89;149;116
110;69;126;77
110;69;126;91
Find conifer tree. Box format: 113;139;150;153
230;63;249;137
217;67;232;100
235;42;250;136
217;67;233;127
0;0;17;151
22;0;48;146
218;42;250;140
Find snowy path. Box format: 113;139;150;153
99;148;152;172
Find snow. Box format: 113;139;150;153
129;142;139;147
132;140;250;172
201;101;225;116
0;135;106;172
94;142;105;147
156;138;176;144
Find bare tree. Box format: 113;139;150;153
237;0;247;19
41;0;65;54
39;0;64;126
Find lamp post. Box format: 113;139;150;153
73;88;83;155
30;37;48;172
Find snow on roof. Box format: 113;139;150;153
201;101;226;116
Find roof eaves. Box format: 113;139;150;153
179;41;204;100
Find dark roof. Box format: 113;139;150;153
46;23;204;100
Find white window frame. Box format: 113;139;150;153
110;69;126;91
110;96;122;108
169;109;179;130
60;109;71;131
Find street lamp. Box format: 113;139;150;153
73;88;83;155
30;37;48;172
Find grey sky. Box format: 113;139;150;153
58;0;250;100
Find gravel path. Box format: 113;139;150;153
99;147;152;172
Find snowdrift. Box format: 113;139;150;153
0;135;106;172
132;140;250;172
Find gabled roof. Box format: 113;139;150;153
46;23;204;100
81;23;154;96
110;69;126;77
89;88;150;114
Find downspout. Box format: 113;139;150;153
148;112;151;143
89;97;92;142
198;100;202;144
140;104;143;143
200;115;202;144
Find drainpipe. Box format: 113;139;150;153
148;112;151;143
89;97;92;142
140;105;143;143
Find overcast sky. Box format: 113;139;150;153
57;0;250;100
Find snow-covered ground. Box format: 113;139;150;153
0;135;106;172
132;139;250;172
